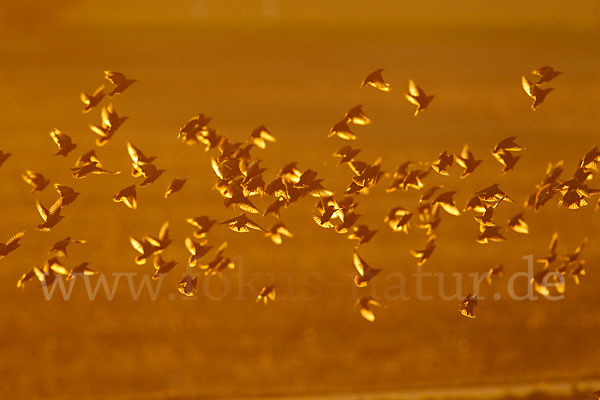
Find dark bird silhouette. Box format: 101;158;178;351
361;68;390;92
49;128;77;156
22;171;49;193
353;250;381;287
165;178;186;198
36;198;64;232
0;231;25;260
458;293;478;318
80;85;105;113
54;184;81;207
405;79;434;116
104;71;136;97
113;185;137;209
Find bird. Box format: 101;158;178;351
458;293;478;318
537;233;559;268
71;161;120;178
507;213;529;234
220;213;264;233
355;297;383;322
186;216;217;238
405;79;434;116
49;237;86;257
0;231;25;260
54;184;81;207
49;128;77;157
313;200;339;229
581;146;600;168
36;198;64;232
560;237;588;263
475;184;514;204
185;237;213;267
431;151;454;175
345;105;371;125
75;150;103;168
129;236;158;265
384;207;413;233
67;263;98;281
492;150;521;174
223;189;260;214
474;206;496;227
0;149;11;167
361;68;390;92
264;197;288;218
454;144;482;178
200;242;235;276
532;66;561;84
353;250;381;287
134;163;166;186
113;185;137;209
80;85;105;113
145;221;171;253
329;119;356;140
265;223;294;245
257;284;276;305
334;145;361;165
485;265;504;286
433;191;461;216
411;235;436;266
22;171;49;193
127;142;157;167
521;75;554;110
248;125;276;149
152;255;177;280
89;103;128;146
17;269;37;290
347;225;377;246
178;274;198;296
165;178;186;198
476;225;506;244
104;71;136;97
493;136;525;153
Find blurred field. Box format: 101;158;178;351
1;2;600;399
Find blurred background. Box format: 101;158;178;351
0;1;599;399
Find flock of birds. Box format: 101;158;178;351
2;66;597;325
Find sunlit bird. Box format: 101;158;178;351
353;250;381;287
431;150;454;176
178;274;198;296
329;118;356;140
345;105;371;125
493;136;525;154
165;178;186;198
0;231;25;260
348;225;377;246
433;191;461;216
145;221;172;253
152;255;177;280
71;161;120;179
405;79;434;116
265;222;294;245
89;103;128;146
36;198;64;232
49;128;77;157
532;65;561;84
537;232;559;269
384;206;413;233
113;185;137;209
507;213;529;234
220;213;264;233
257;284;276;305
80;85;105;113
185;237;213;267
458;293;478;318
104;71;136;97
0;149;11;167
54;184;81;207
248;125;276;149
67;263;98;281
186;216;217;238
49;237;86;258
411;235;436;266
22;170;49;193
476;225;506;244
355;297;383;322
485;264;504;286
129;236;158;265
361;68;390;92
454;144;482;178
521;75;554;110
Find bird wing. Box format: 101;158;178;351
353;251;366;276
129;237;145;254
127;142;140;164
36;201;48;222
104;71;127;86
158;221;170;242
408;79;422;97
521;75;534;97
6;231;25;246
184;237;197;255
404;93;420;107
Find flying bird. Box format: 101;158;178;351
329;119;356;140
186;216;217;238
22;171;49;193
49;128;77;157
220;213;264;233
145;221;171;253
89;103;128;146
431;150;454;175
0;149;11;167
361;68;390;92
454;144;482;178
355;297;383;322
257;284;276;305
49;237;86;257
476;225;506;244
345;105;371;125
36;198;64;232
0;231;25;260
185;237;213;267
433;191;461;216
178;274;198;296
66;262;98;281
80;85;105;113
113;185;137;209
411;235;436;266
129;236;158;265
537;233;559;268
458;293;478;318
152;255;177;280
248;125;276;149
405;79;434;116
54;184;81;207
104;71;136;97
165;178;186;198
521;75;554;110
485;265;504;286
353;250;381;287
532;66;561;84
265;223;294;245
493;136;525;153
508;213;529;234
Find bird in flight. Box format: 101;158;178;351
0;231;25;260
186;216;217;238
508;213;529;234
458;293;478;318
185;237;213;267
36;198;64;232
355;297;383;322
22;171;49;193
257;284;276;305
49;128;77;157
152;255;177;280
54;184;81;207
353;250;382;287
80;85;105;113
532;66;561;84
345;105;371;126
104;71;136;97
411;235;436;266
89;103;128;146
71;161;120;179
265;223;294;245
405;79;434;116
454;144;482;178
220;213;264;233
361;68;390;92
165;178;186;198
113;185;138;209
49;237;86;257
248;125;276;149
0;149;11;167
521;75;554;110
178;274;198;296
